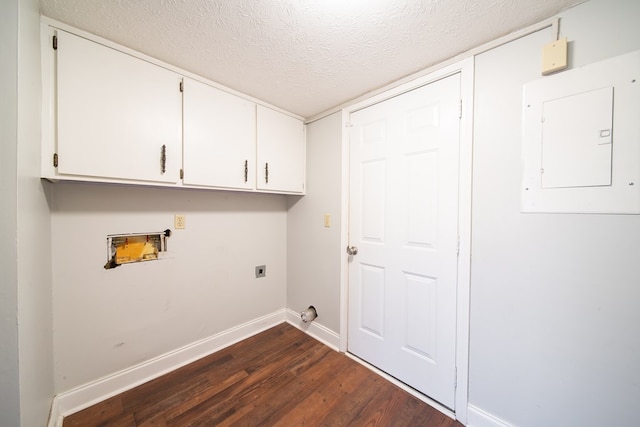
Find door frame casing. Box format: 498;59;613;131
339;57;474;424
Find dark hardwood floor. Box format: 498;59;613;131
63;323;463;426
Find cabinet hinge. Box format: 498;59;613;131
53;153;58;168
179;81;183;92
180;169;184;179
52;35;58;50
458;99;462;119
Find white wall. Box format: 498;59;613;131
17;0;56;424
287;112;343;334
51;183;288;391
0;0;21;425
1;0;55;425
469;0;640;425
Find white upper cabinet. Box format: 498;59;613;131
42;23;305;194
256;105;306;193
54;30;182;183
183;78;256;190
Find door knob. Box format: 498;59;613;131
346;246;358;256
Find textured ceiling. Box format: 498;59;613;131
40;0;582;118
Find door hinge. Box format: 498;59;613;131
53;153;58;168
180;169;184;179
179;81;183;92
52;35;58;50
454;366;458;390
458;99;463;119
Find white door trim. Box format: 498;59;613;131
339;57;474;424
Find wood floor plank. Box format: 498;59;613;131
136;415;167;427
62;323;464;427
270;391;327;427
348;382;404;426
315;373;386;426
270;352;367;426
160;369;249;422
167;334;318;425
229;346;334;425
384;393;428;427
263;349;350;425
130;325;301;424
63;395;125;426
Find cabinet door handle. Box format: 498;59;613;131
244;160;248;183
265;162;269;184
160;145;167;174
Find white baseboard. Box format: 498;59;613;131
467;404;513;427
49;309;286;423
285;307;340;350
47;395;62;427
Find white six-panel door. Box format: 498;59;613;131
347;73;461;409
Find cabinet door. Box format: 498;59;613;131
183;78;256;189
256;106;305;193
56;30;181;183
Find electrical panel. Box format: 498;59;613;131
522;50;640;214
540;86;613;189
